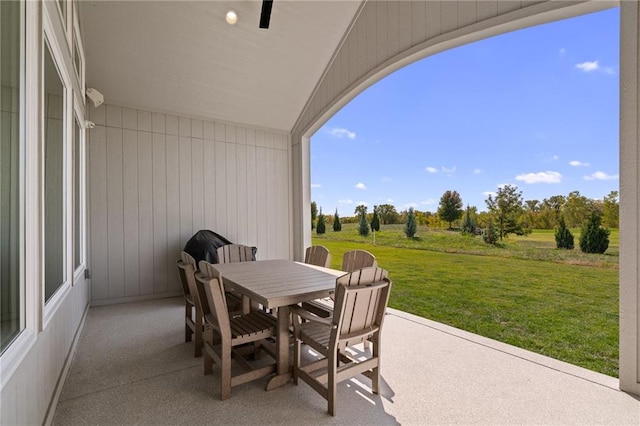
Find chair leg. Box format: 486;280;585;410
293;339;300;385
328;350;337;416
185;303;192;342
220;342;232;400
372;337;380;394
204;344;213;375
194;310;203;357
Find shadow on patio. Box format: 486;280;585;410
53;297;639;425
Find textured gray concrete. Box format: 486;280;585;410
53;297;640;425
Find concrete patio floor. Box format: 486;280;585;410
52;297;639;425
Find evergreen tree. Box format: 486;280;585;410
311;201;318;230
358;210;369;236
579;213;610;254
404;207;417;238
555;217;574;249
371;205;381;232
438;190;464;229
461;205;477;235
316;208;326;234
483;220;499;245
332;209;342;232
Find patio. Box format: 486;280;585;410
52;297;639;425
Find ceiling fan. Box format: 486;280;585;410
259;0;273;29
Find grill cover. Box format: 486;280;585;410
183;230;256;267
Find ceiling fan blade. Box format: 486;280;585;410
259;0;273;29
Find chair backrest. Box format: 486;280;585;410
177;251;204;311
331;277;392;350
304;245;331;268
197;260;224;313
195;274;231;340
217;244;255;263
341;249;377;272
336;266;387;288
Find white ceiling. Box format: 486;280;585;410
79;1;361;131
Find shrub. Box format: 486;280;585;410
555;217;574;250
579;213;610;254
483;220;499;245
316;208;326;234
404;207;417;238
333;209;342;232
358;211;369;236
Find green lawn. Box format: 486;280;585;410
313;225;619;377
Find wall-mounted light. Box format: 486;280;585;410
226;10;238;25
86;88;104;108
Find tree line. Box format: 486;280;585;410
311;185;619;236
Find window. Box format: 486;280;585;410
44;42;66;303
0;0;23;354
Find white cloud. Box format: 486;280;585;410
516;171;563;184
327;127;356;139
473;169;482;175
583;171;619;181
559;48;566;56
441;166;456;174
386;198;394;203
483;191;497;198
380;176;393;182
576;60;599;72
356;201;369;208
497;183;512;189
311;183;322;188
552;155;559;160
355;182;367;190
569;160;590;167
425;166;438;173
420;199;436;205
604;67;615;75
338;199;353;204
404;203;418;209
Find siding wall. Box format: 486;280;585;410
87;104;291;304
0;277;89;425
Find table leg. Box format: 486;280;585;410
265;305;292;390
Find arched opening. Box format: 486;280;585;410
305;5;622;379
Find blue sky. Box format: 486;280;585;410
311;8;619;217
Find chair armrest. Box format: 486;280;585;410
289;304;333;326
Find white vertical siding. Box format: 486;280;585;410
88;104;291;304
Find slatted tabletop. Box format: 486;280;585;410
213;259;345;310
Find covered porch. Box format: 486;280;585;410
3;1;640;424
52;297;639;424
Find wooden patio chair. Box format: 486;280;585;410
195;273;277;400
217;243;255;263
304;245;331;268
216;244;258;312
291;268;392;416
341;249;377;272
177;251;204;357
198;260;242;316
302;250;378;318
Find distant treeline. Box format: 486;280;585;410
312;187;619;231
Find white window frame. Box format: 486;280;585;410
72;0;85;98
42;13;72;329
0;0;36;390
72;104;86;281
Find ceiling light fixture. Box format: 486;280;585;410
225;10;238;25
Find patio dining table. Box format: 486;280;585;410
212;259;345;390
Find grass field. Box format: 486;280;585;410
313;224;619;377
